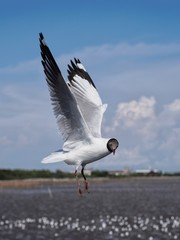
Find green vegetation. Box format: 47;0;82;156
0;169;73;180
0;169;180;180
91;170;109;178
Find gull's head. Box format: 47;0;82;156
107;138;119;155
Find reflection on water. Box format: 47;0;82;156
0;178;180;240
0;215;180;239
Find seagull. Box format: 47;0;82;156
39;33;119;194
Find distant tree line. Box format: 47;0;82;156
0;169;109;180
0;169;73;180
0;169;180;180
91;170;109;177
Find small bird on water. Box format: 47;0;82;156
39;33;119;194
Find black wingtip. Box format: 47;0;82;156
39;32;44;40
67;58;97;89
39;32;47;47
74;58;81;64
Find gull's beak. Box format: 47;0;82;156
113;146;118;155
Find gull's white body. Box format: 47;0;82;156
39;33;118;173
43;138;111;167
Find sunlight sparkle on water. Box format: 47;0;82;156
0;215;180;239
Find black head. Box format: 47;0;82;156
107;138;119;155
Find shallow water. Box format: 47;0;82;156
0;178;180;240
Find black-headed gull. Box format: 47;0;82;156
39;33;119;194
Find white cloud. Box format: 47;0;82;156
105;97;180;171
111;96;156;129
64;42;180;60
164;99;180;112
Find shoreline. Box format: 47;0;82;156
0;176;180;188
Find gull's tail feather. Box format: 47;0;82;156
41;150;65;163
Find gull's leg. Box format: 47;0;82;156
81;167;89;193
75;168;82;195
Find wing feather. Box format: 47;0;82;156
39;33;91;148
67;58;107;137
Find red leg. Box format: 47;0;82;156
85;180;89;193
75;169;82;195
81;167;90;193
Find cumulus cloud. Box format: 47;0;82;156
109;96;156;129
105;97;180;171
164;99;180;112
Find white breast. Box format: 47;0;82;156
64;138;110;166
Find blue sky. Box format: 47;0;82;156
1;0;180;172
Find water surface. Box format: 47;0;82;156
0;177;180;240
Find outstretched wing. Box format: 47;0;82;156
39;33;91;149
67;58;107;138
